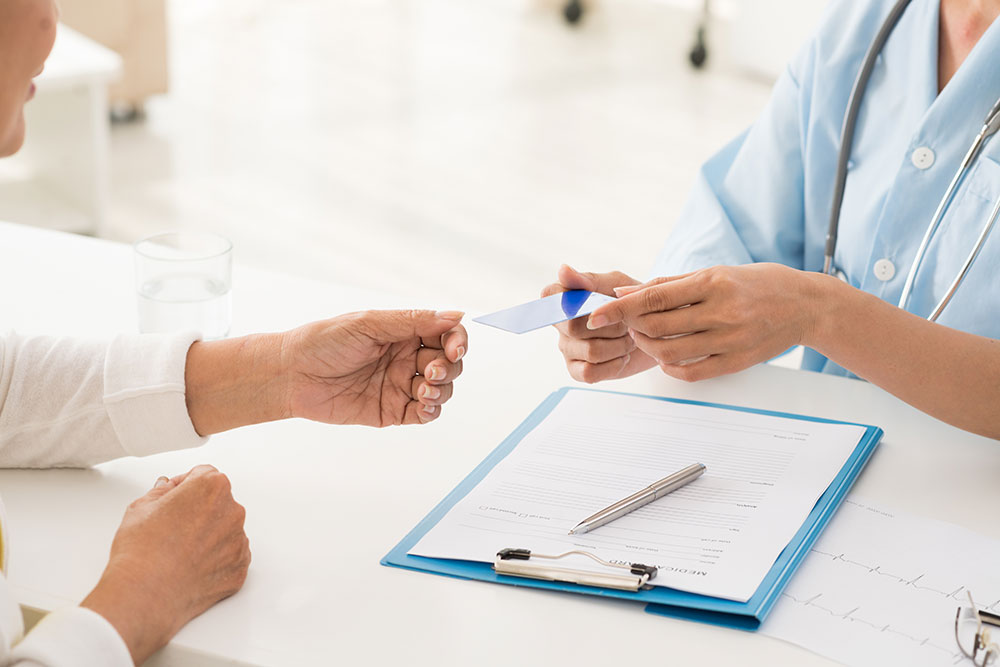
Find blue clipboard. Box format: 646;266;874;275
381;387;883;630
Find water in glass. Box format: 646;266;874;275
138;272;231;339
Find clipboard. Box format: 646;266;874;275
381;387;883;630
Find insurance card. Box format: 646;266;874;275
472;290;616;334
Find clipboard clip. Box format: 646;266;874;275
494;548;657;592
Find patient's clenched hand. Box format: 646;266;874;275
82;465;250;664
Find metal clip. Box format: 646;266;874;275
494;548;657;592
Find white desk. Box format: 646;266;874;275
0;221;997;666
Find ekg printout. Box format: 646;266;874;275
761;497;1000;667
410;390;867;602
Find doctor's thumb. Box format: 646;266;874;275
559;265;640;297
557;264;597;291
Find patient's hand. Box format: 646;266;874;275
82;466;250;664
282;310;467;426
184;309;467;434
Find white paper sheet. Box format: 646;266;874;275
761;497;1000;667
411;390;867;602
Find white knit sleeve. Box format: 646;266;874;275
0;331;207;468
5;607;132;667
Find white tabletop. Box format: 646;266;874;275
0;221;997;666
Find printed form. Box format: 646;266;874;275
411;390;867;602
761;497;1000;667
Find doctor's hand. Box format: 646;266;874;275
586;263;820;382
184;309;467;434
541;265;657;383
82;465;250;665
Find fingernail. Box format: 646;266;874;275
454;346;466;361
436;310;464;321
421;385;441;400
614;285;640;296
422;404;436;416
619;354;631;376
428;366;446;381
153;476;169;489
588;314;609;329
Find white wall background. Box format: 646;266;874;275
19;0;830;313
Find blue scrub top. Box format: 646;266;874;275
651;0;1000;375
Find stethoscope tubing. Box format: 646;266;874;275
823;0;912;277
824;0;1000;322
895;127;991;317
929;194;1000;322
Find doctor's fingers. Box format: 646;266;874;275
543;268;641;306
558;332;635;365
545;267;639;296
540;281;564;298
630;329;731;368
626;303;714;339
542;284;631;338
612;272;695;298
657;352;756;383
566;356;632;384
555;316;629;340
588;277;703;329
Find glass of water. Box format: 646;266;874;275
134;231;233;339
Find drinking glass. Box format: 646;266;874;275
133;231;233;339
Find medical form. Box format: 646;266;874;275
410;390;868;602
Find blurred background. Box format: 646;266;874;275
0;0;825;311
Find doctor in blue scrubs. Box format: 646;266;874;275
545;0;1000;439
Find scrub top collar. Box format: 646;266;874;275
920;4;1000;156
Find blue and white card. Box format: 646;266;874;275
472;290;616;334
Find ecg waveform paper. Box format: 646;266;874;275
761;497;1000;667
409;390;866;602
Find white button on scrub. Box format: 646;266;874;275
911;147;935;169
873;258;896;281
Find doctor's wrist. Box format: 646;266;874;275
799;271;852;353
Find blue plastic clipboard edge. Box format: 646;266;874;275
380;387;883;629
643;400;881;629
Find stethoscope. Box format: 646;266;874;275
823;0;1000;322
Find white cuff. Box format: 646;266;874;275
104;333;208;457
11;607;132;667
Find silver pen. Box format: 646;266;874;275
567;463;706;535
